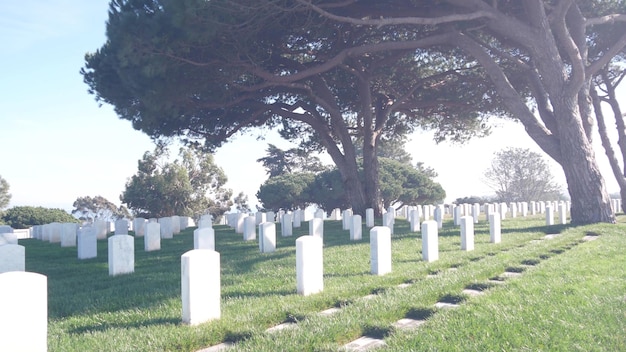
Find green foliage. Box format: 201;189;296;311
378;158;446;209
2;206;79;229
256;173;316;211
233;192;251;213
121;144;233;219
484;147;563;202
257;144;325;178
72;195;130;223
256;159;444;212
0;175;11;210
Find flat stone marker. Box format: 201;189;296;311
194;227;215;250
397;282;412;288
462;289;484;296
243;216;256;241
489;213;501;243
343;336;386;351
181;249;221;325
370;226;391;275
434;302;459;309
296;235;323;295
0;244;25;273
501;271;522;278
393;318;426;330
197;342;234;352
544;234;559;240
421;220;439;262
77;226;97;259
319;307;341;316
145;222;161;252
0;271;47;352
582;235;599;241
460;215;474;251
309;218;324;240
265;322;297;333
350;215;362;241
108;235;134;276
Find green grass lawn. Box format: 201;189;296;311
20;214;626;351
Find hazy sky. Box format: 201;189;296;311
0;1;622;213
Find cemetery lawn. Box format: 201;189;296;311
22;215;626;351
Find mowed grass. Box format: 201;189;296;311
19;213;626;351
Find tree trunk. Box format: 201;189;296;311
556;104;615;224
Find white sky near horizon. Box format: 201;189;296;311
0;1;623;214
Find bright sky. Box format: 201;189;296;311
0;1;622;213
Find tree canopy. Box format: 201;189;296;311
484;147;563;203
0;175;11;211
84;0;626;223
72;195;131;223
2;206;79;229
120;144;233;219
256;158;445;212
83;0;501;216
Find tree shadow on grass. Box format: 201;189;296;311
69;316;181;335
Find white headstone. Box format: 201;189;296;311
342;209;353;230
0;271;47;351
266;211;276;223
243;216;256;241
434;206;443;229
409;209;420;232
49;222;62;243
293;209;302;228
365;208;375;227
472;203;481;223
181;249;220;325
453;205;462;226
133;217;147;237
255;212;266;225
546;205;554;225
0;225;13;234
159;217;174;239
309;218;324;240
489;213;501;243
421;220;438;262
460;216;474;251
296;236;323;295
235;213;245;234
370;226;391;275
499;203;507;220
0;232;17;246
350;215;362;241
194;227;215;250
198;217;212;229
558;202;567;224
145;222;161;252
94;220;108;240
382;212;394;235
0;244;25;273
108;235;134;276
281;213;293;237
259;222;276;253
314;209;325;220
61;222;78;247
171;215;181;234
115;219;129;235
77;226;97;259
